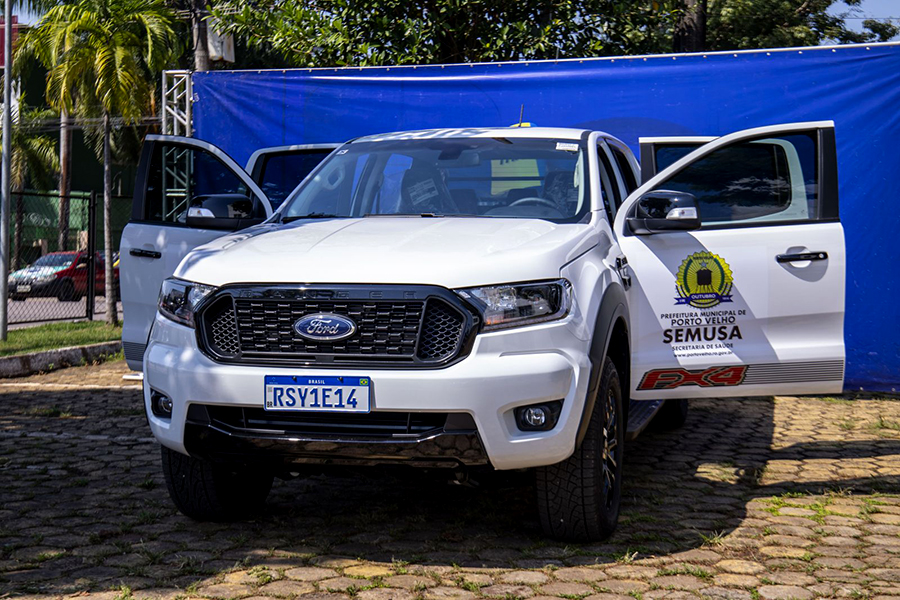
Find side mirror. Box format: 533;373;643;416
185;193;265;231
627;190;701;235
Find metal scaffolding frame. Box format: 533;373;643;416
162;70;192;137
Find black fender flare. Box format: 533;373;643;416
575;283;629;447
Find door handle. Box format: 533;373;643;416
130;248;162;259
776;251;828;263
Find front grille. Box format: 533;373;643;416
198;286;473;367
200;404;450;438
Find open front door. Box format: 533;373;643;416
614;122;845;398
121;136;274;371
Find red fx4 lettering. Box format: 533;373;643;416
638;365;748;390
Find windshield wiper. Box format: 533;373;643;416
364;213;447;218
281;213;342;223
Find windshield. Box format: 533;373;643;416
32;254;75;268
281;137;589;223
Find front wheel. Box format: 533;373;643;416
56;279;78;302
535;357;624;541
160;446;273;521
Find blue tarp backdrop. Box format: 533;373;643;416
192;43;900;392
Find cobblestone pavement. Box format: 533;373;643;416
2;360;900;600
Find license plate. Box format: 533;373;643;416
264;375;370;413
17;284;30;293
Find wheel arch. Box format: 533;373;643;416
575;283;630;447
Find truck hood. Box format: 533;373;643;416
176;217;601;289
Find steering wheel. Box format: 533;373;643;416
509;196;561;211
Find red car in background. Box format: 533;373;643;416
8;251;120;302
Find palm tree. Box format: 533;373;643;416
4;101;59;268
19;0;179;324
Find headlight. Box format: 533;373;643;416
457;279;572;331
158;278;215;328
35;276;55;284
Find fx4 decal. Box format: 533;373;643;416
638;365;748;390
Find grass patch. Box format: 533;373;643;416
0;322;121;357
870;416;900;432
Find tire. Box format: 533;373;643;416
160;446;273;521
651;398;689;431
536;357;625;542
56;279;78;302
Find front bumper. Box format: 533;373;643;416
9;279;60;297
144;311;592;471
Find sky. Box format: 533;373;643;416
831;0;900;38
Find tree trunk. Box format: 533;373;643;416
674;0;707;53
13;188;22;269
57;108;71;251
102;111;118;325
193;0;210;71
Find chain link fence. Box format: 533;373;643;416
7;191;132;325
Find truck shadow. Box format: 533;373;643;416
2;389;900;595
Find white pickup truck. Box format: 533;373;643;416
120;123;845;541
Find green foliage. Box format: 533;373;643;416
209;0;898;68
209;0;677;67
2;99;59;192
706;0;899;50
17;0;181;123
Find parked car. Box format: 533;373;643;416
9;251;117;302
122;122;844;541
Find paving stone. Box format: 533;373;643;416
284;567;337;581
199;583;256;599
259;580;316;597
344;565;394;578
701;587;753;600
319;576;372;592
649;575;707;591
600;580;651;594
757;585;814;600
459;573;493;587
607;565;657;579
423;587;477;600
713;574;758;588
481;584;536;598
356;589;417;600
384;575;439;590
716;560;766;575
554;567;608;582
501;570;551;585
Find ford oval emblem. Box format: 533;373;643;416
293;313;357;342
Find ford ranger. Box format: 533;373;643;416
120;123;845;541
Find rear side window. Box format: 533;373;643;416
659;133;819;225
256;150;332;209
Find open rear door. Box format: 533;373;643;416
245;144;339;210
616;122;845;398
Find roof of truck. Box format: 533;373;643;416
352;126;594;143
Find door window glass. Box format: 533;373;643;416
143;144;261;224
256;150;332;209
596;146;620;222
609;145;638;195
659;133;819;225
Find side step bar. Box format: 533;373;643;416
625;399;663;441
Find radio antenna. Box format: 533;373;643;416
518;104;525;127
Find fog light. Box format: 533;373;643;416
515;400;563;432
150;390;173;418
524;407;547;427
